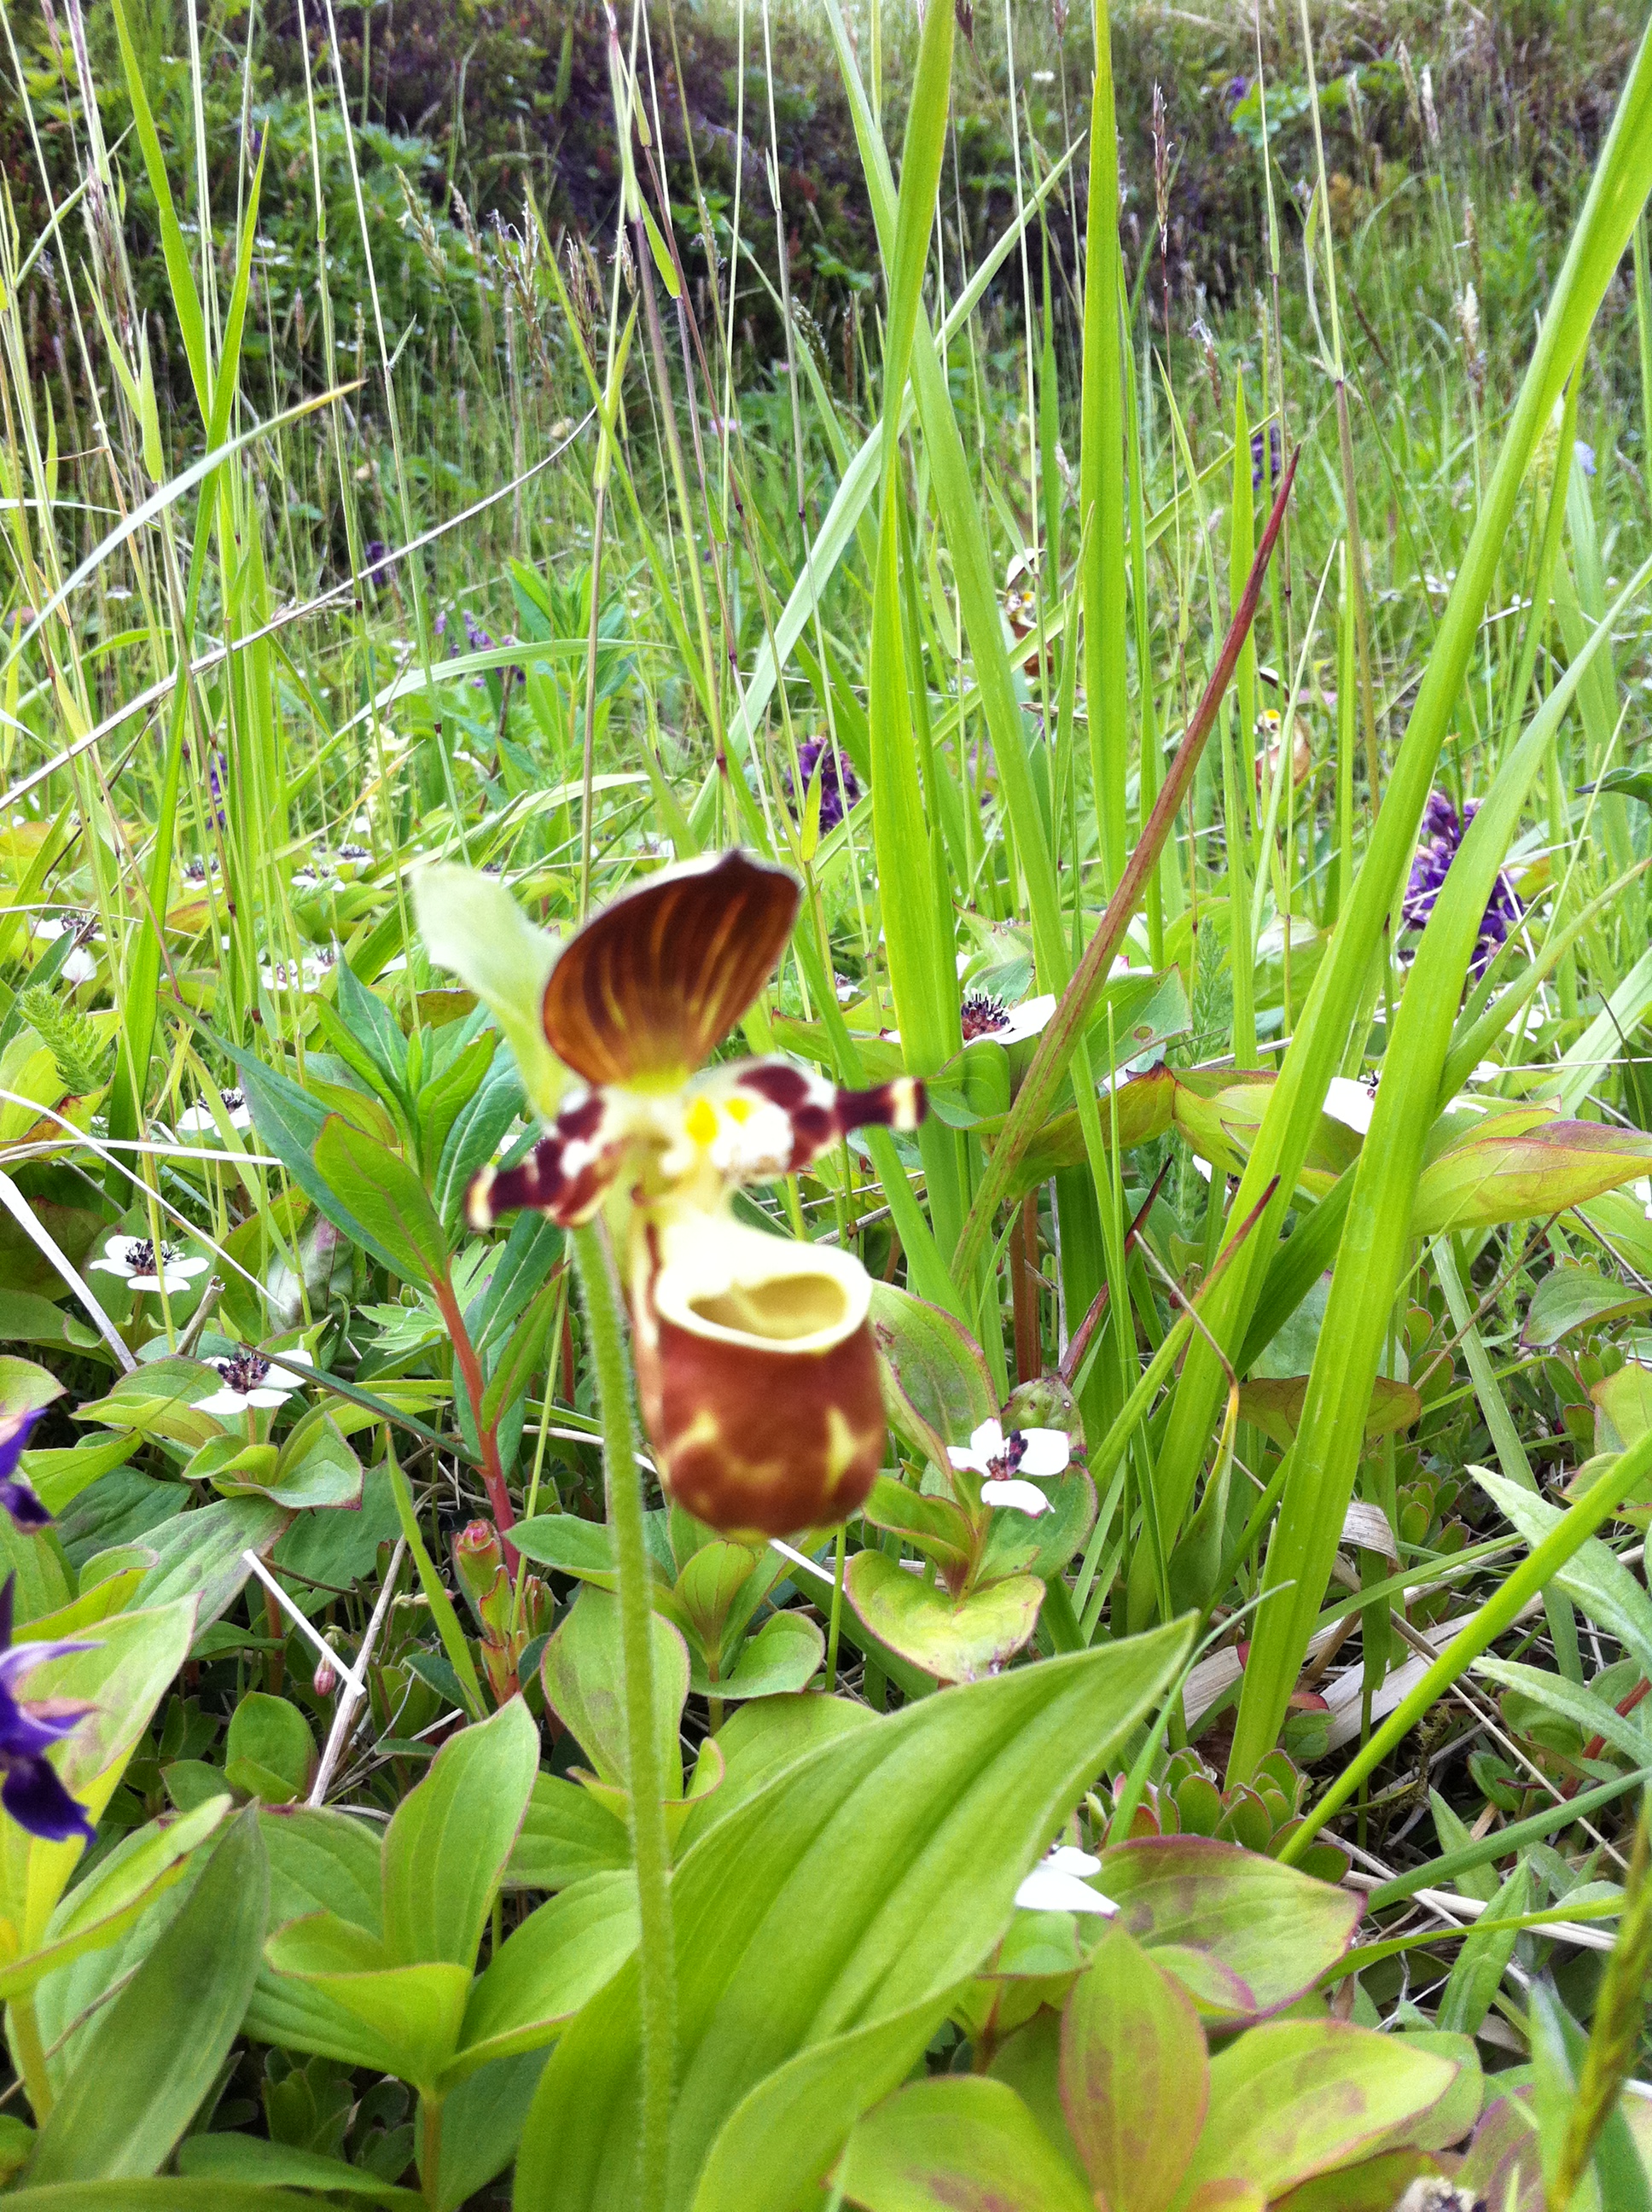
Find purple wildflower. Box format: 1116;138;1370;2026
0;1576;96;1842
786;738;861;834
1403;790;1524;976
1250;422;1282;495
363;539;390;583
0;1412;49;1531
1224;74;1252;112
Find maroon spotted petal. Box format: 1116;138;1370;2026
731;1060;926;1174
540;850;800;1087
467;1090;627;1229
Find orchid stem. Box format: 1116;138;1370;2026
419;2093;443;2209
571;1221;674;2209
825;1523;847;1689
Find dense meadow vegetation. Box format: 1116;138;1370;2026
6;0;1652;2203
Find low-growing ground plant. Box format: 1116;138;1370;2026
3;0;1652;2204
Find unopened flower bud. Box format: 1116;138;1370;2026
313;1652;337;1698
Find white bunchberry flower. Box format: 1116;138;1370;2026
1014;1843;1117;1917
948;1418;1070;1516
90;1235;209;1295
177;1089;253;1136
196;1346;314;1417
1322;1074;1379;1136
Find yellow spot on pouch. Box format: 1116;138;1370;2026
685;1097;718;1145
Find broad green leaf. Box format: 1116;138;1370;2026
434;2050;548;2211
261;1912;471;2088
176;2134;421;2205
226;1694;315;1805
837;2075;1091;2212
313;1117;451;1287
1236;1376;1419;1452
0;1796;229;2000
446;1871;637;2082
844;1551;1044;1684
860;1476;975;1586
542;1587;688;1798
1061;1922;1207;2212
132;1497;291;1628
0;1357;63;1416
694;1610;823;1702
3;2186;326;2209
1174;2022;1456;2203
1522;1265;1652;1348
676;1694;877;1854
1096;1838;1360;2023
514;1622;1191;2212
382;1698;539;1967
511;1513;620;1593
504;1773;631;1893
23;1810;267;2184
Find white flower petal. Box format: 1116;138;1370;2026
171;1257;209;1279
947;1446;990;1475
1013;1866;1118;1917
1323;1075;1376;1136
999;993;1057;1044
62;948;96;984
274;1348;315;1371
177;1105;216;1134
1044;1845;1102;1877
102;1236;135;1262
980;1477;1051;1516
259;1363;307;1391
195;1388;250;1417
89;1257;132;1278
1015;1429;1071;1478
244;1386;295;1408
125;1274;166;1293
968;1418;1004;1462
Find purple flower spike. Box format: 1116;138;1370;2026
785;738;862;835
1403;789;1524;977
0;1577;96;1844
0;1411;52;1531
363;539;390;583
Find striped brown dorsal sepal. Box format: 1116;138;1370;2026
540;848;800;1088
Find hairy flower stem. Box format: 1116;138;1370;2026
1552;1788;1652;2206
571;1221;675;2207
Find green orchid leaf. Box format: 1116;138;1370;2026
514;1622;1191;2212
381;1697;539;1967
444;1871;637;2083
692;1610;824;1703
542;1587;689;1798
23;1809;267;2184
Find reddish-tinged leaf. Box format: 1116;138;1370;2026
1096;1837;1359;2023
1412;1113;1652;1236
1060;1921;1207;2212
835;2076;1091;2212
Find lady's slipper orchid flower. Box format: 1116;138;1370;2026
1014;1843;1117;1918
948;1418;1070;1516
419;851;924;1537
0;1576;96;1842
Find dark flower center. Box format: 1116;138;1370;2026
960;992;1010;1043
124;1239;176;1272
222;1089;245;1111
218;1349;271;1394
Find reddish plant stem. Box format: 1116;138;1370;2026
433;1277;519;1573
